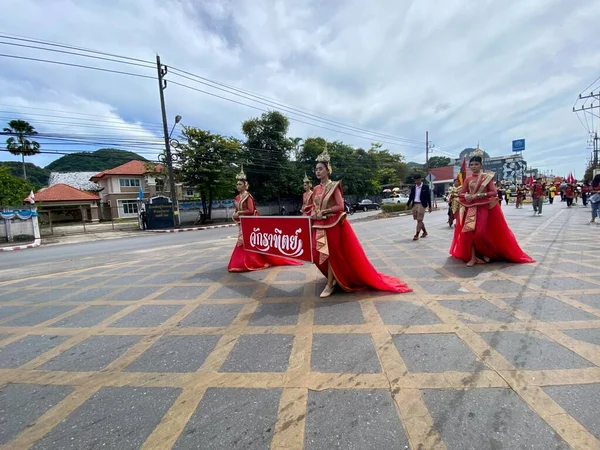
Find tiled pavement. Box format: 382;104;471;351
1;203;599;449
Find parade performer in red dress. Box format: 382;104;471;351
227;168;303;272
301;172;314;216
450;147;534;266
310;149;412;298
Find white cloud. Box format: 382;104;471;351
0;0;599;176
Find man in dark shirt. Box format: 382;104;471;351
406;174;432;240
531;178;546;216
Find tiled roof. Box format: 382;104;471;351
90;160;161;181
49;172;101;191
30;184;100;202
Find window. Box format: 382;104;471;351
121;200;139;216
156;179;165;192
185;189;194;197
119;179;141;187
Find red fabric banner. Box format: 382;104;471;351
240;216;313;263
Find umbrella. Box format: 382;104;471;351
382;188;392;193
392;187;400;192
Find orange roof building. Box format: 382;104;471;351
26;184;102;223
90;160;161;181
32;184;100;202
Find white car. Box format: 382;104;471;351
381;194;409;205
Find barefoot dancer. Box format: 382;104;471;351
450;146;534;266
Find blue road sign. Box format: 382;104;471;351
512;139;525;152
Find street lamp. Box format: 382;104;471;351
169;115;182;139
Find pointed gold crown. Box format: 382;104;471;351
315;149;331;163
236;166;247;181
303;172;310;183
469;142;484;159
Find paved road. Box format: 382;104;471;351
1;202;599;449
0;209;382;281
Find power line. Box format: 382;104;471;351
0;53;155;80
0;33;155;66
0;40;156;70
0;110;164;129
1;33;424;146
1;33;460;155
167;79;424;150
168;67;424;145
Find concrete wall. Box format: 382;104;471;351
1;214;39;243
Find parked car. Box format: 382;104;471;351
381;194;409;205
352;199;380;212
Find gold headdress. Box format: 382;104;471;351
315;147;332;174
235;166;247;181
303;172;310;183
469;142;484;159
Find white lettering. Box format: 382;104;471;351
249;227;304;258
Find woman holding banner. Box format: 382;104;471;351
227;168;303;272
310;149;412;298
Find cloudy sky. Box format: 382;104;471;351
1;0;599;177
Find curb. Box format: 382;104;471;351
146;224;236;233
0;238;42;252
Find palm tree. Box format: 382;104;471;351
4;120;40;180
290;137;303;161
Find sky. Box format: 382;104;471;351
1;0;600;178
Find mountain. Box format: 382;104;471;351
407;161;424;168
0;161;50;188
45;148;149;172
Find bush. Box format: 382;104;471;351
381;203;407;213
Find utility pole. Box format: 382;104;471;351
573;91;599;169
425;131;434;208
593;132;600;169
156;55;178;227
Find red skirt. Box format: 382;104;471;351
227;245;303;272
313;219;412;293
450;203;534;264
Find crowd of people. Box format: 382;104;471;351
226;146;540;299
447;174;600;223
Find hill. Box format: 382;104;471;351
0;161;50;188
45;148;148;172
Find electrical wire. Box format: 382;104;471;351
168;67;425;145
0;34;434;149
0;53;156;80
0;40;156;70
167;80;424;150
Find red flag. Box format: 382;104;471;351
457;156;467;186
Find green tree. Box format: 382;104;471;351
178;126;242;220
241;111;294;200
426;156;451;169
0;166;32;206
369;144;409;189
4;120;40;180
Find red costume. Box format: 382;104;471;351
301;189;314;216
450;172;534;264
227;192;303;272
311;180;412;293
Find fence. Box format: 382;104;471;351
37;206;139;236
